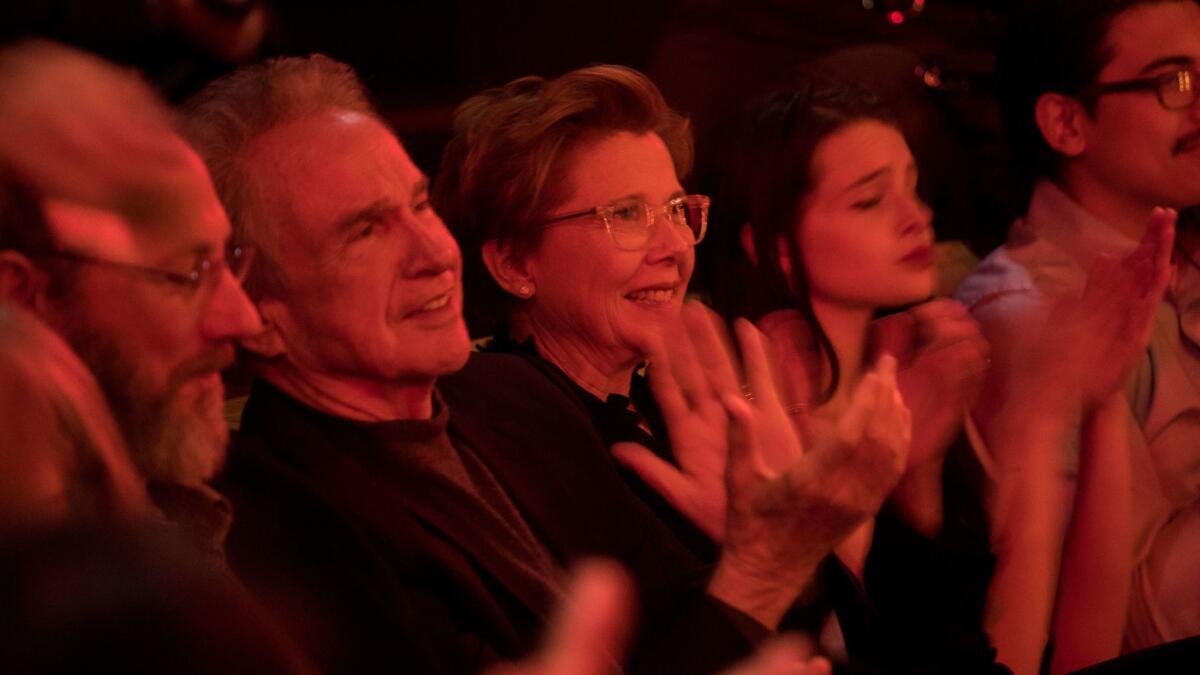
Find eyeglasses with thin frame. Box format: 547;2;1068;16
1085;68;1199;110
35;244;256;294
540;194;710;252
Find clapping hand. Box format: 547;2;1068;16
873;299;989;472
489;558;831;675
613;301;912;628
485;560;633;675
678;305;911;627
1025;207;1175;414
612;304;736;541
719;342;910;579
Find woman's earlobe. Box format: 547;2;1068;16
482;239;535;299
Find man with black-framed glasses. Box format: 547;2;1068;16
957;0;1200;670
0;40;263;559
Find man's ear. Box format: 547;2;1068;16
482;239;536;299
238;296;286;358
1034;92;1088;157
0;251;47;310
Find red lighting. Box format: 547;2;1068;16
888;10;905;24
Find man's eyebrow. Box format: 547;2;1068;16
412;176;430;197
333;199;393;236
1139;55;1194;75
840;167;889;195
162;242;215;267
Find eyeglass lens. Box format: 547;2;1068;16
1162;70;1197;109
607;197;708;250
226;245;256;282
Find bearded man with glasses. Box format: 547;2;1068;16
957;1;1200;670
0;41;263;560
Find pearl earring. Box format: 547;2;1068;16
518;284;533;297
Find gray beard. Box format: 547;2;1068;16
57;323;226;487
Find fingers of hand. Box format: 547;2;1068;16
721;391;766;480
544;560;635;675
836;372;878;446
611;442;693;502
866;358;906;447
682;301;742;405
724;634;830;675
936;333;992;388
1148;206;1177;298
660;308;712;411
646;358;689;423
874;352;899;391
871;310;917;361
735;318;783;408
911;298;973;344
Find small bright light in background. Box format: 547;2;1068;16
862;0;875;8
912;0;926;12
889;10;905;24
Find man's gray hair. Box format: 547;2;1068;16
179;54;377;298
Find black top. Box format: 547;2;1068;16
219;357;769;675
485;335;1007;675
486;334;718;561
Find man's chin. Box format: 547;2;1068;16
147;377;229;486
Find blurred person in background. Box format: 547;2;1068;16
958;1;1200;670
0;39;262;560
0;299;147;532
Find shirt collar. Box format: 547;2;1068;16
1015;179;1142;270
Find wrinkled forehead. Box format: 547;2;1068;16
242;110;420;252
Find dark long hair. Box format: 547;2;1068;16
713;76;897;404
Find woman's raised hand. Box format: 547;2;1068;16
709;317;911;628
614;300;912;627
611;302;738;541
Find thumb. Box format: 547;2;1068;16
871;310;917;363
611;442;691;504
720;634;831;675
541;560;636;675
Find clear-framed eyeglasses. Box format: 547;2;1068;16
1085;68;1199;110
540;194;710;252
36;244;256;295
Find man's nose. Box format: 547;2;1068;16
402;216;461;278
200;267;263;342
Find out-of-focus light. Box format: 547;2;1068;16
912;0;926;12
889;10;905;24
862;0;875;8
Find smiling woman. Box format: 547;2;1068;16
434;65;722;555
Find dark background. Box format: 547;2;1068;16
1;0;1017;253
